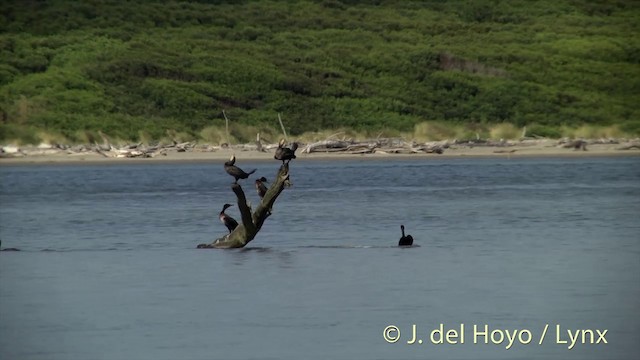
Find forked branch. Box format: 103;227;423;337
198;163;290;249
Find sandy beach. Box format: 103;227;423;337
1;140;639;165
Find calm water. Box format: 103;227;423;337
1;156;639;360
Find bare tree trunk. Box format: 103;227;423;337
223;110;231;145
277;113;289;142
256;132;264;152
197;163;290;249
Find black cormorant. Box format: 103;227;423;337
274;139;298;164
219;203;238;233
255;176;268;199
0;239;20;251
224;155;256;183
398;225;414;246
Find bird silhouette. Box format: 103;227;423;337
219;203;238;233
274;139;298;164
0;239;20;251
255;176;268;199
398;225;414;246
224;155;256;183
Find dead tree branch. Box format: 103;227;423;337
198;163;290;249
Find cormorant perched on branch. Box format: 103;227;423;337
274;139;298;164
219;203;238;233
398;225;414;246
255;176;268;199
224;155;256;183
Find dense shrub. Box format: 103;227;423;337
0;0;638;142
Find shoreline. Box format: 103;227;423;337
1;143;639;166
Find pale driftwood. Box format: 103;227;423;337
223;109;230;145
7;135;639;160
302;140;354;153
197;163;290;249
591;138;619;144
95;148;111;158
302;138;444;155
86;143;172;158
98;131;111;148
234;144;264;152
256;133;265;152
452;139;512;147
348;148;375;154
413;145;444;154
174;141;194;152
277;113;289;142
617;141;640;150
2;137;444;159
377;147;414;154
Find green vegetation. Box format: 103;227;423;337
1;0;639;144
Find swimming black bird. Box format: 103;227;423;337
219;203;238;233
224;155;256;183
0;239;20;251
398;225;414;246
255;176;268;199
274;139;298;164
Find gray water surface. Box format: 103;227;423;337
1;157;639;360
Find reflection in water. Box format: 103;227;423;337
221;247;297;269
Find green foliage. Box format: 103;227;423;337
0;0;639;143
619;121;640;136
565;124;626;139
414;121;459;141
0;123;40;145
489;123;521;140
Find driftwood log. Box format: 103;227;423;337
301;139;445;155
617;141;640;150
197;163;290;249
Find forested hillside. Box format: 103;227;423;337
1;0;639;144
